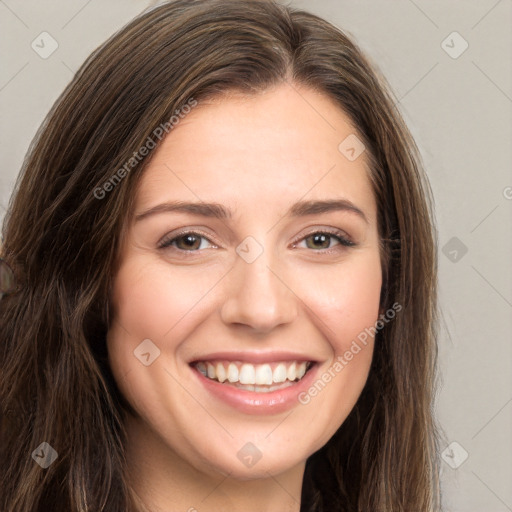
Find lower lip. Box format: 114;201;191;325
191;363;319;415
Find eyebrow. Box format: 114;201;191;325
134;199;368;224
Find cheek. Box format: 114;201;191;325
108;256;222;343
105;257;218;432
106;256;231;416
301;250;383;349
291;250;382;444
105;258;207;392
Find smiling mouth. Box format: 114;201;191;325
192;360;314;393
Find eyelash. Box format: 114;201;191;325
157;228;356;255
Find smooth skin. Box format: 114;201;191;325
107;82;382;512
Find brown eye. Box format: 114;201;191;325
174;234;202;250
304;233;335;250
158;231;215;252
298;231;355;252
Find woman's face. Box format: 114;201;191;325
107;83;382;480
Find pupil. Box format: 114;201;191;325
181;235;199;249
311;234;328;249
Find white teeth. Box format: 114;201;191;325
239;364;256;384
297;362;307;379
273;363;287;383
216;363;227;383
227;363;239;383
255;364;273;385
196;360;311;386
287;362;297;381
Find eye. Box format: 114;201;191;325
157;228;356;255
158;231;216;252
293;229;355;252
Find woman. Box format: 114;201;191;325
0;0;442;510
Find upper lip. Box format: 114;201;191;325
188;351;319;365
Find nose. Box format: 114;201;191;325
220;248;298;334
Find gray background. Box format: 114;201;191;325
1;1;511;510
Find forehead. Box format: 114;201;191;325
133;84;376;222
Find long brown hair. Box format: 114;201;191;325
0;0;441;510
